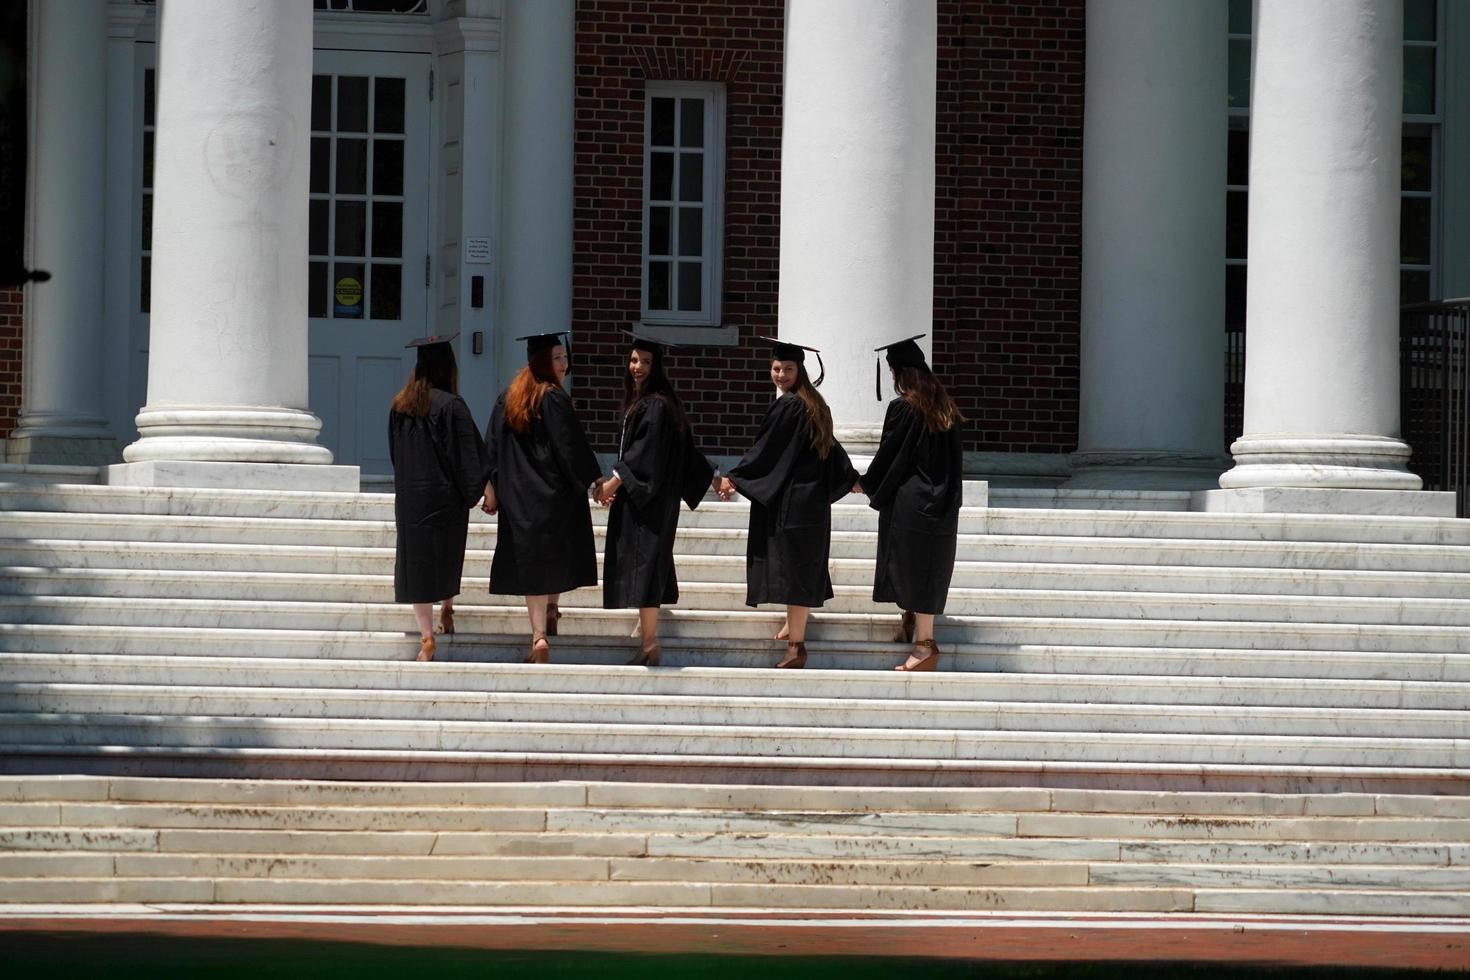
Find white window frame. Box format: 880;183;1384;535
640;81;726;334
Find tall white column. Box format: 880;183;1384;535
1068;0;1228;490
498;0;574;393
779;0;936;452
10;0;116;466
1219;0;1417;492
114;0;350;490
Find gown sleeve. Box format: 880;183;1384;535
726;397;806;509
679;426;716;511
450;396;489;509
824;437;860;504
858;399;921;510
543;387;603;490
483;398;503;489
612;397;675;510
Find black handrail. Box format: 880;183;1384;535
1401;298;1470;517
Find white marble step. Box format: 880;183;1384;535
6;712;1468;767
6;654;1467;709
5;598;1469;654
8;568;1470;629
6;682;1464;738
11;539;1470;598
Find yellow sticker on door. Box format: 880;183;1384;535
335;276;363;317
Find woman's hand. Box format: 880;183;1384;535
480;481;498;515
716;476;736;501
597;474;622;507
852;481;865;494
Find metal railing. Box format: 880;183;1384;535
1401;298;1470;517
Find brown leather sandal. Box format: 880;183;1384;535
893;609;915;644
526;632;550;664
546;603;562;637
775;640;807;669
434;606;455;636
628;640;661;667
895;638;939;672
416;636;436;662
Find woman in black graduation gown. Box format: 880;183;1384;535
483;332;602;664
388;334;490;663
858;335;965;672
595;333;716;666
716;338;858;669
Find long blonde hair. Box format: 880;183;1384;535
788;362;833;459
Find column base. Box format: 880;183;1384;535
1065;451;1230;491
106;460;360;492
1219;434;1421;490
834;422;884;459
6;432;119;467
1195;486;1455;518
122;405;335;466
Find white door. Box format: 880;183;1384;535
307;51;430;474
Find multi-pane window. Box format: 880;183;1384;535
308;74;406;321
139;69;155;314
642;83;724;326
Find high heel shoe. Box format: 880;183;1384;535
895;638;939;672
434;606;455;636
775;640;807;669
416;636;436;662
525;632;550;664
893;610;915;644
547;603;562;637
627;640;661;667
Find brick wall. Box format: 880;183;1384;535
572;0;1086;457
0;287;20;437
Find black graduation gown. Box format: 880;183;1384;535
603;396;715;609
485;385;601;596
727;394;858;608
858;398;964;614
389;389;489;604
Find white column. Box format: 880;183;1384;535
1219;0;1417;492
10;0;116;466
779;0;936;452
1068;0;1228;490
114;0;350;491
498;0;574;393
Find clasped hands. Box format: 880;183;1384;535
479;481;498;515
593;474;620;507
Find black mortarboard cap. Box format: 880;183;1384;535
623;328;681;358
405;332;459;369
759;335;825;387
515;332;569;359
873;333;929;400
405;332;459;350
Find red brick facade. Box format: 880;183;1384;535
0;287;20;437
571;0;1086;456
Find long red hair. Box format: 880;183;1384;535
504;348;560;433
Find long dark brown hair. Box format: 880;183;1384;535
622;347;687;432
390;345;458;416
893;364;963;433
504;348;560;433
786;361;834;459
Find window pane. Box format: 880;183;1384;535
1227;0;1251;34
310;137;330;194
144;70;156;127
1402;135;1432;192
336;138;367;194
374;77;405;134
140;255;150;314
678;207;702;257
650;152;674;201
370;263;401;320
333;262;365;319
1227;124;1249;186
1401;196;1432;265
680;98;704;148
335;200;367;257
373;139;404;196
337;76;369;132
1228;39;1251;109
679;152;703;202
140;193;152;251
143;131;154;189
1225;264;1247;331
649;206;671;256
308;261;329;318
1226;190;1248;260
1404;46;1435;115
1401;268;1431;305
650;97;675;146
309;199;329;256
372;202;402;258
1405;0;1436;42
311;75;331;132
648;260;670;311
677;261;702;312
